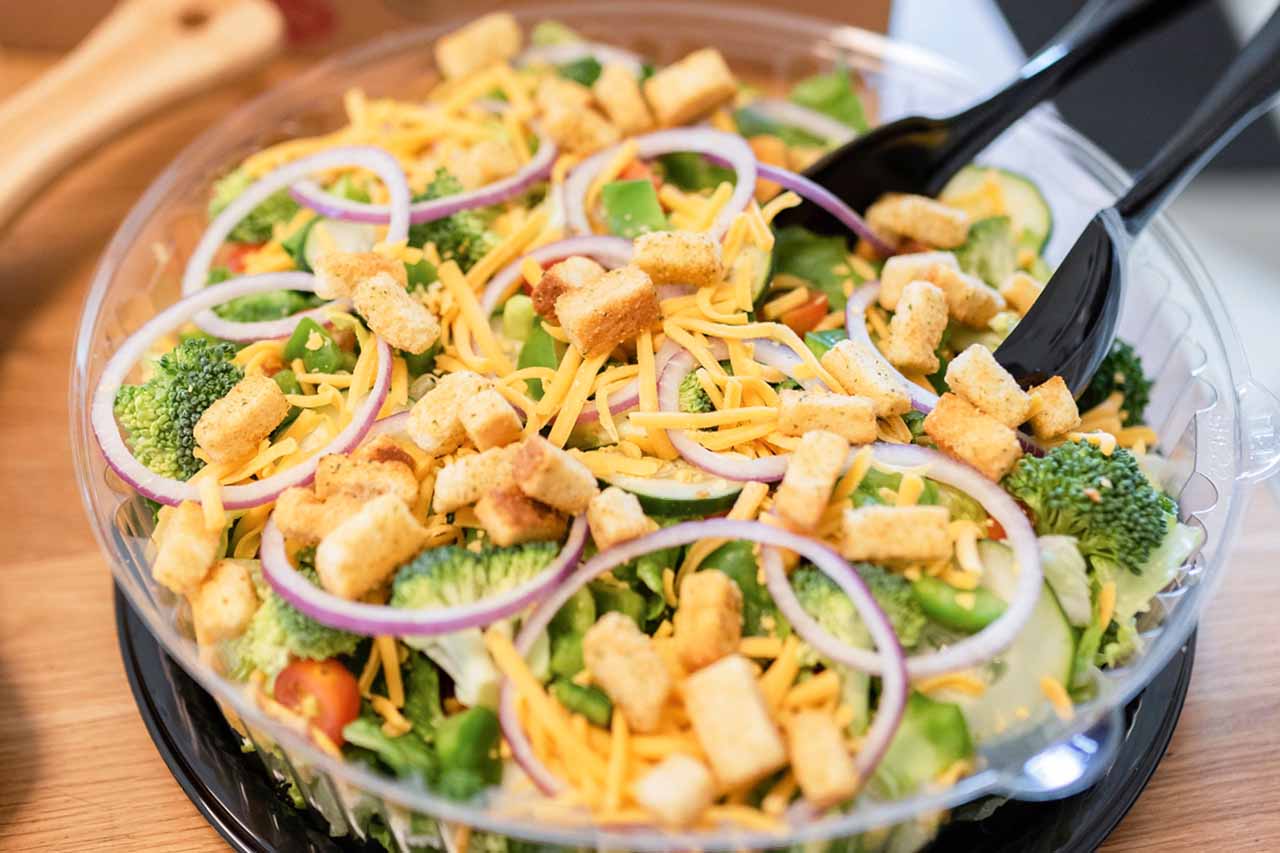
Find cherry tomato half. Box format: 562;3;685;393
274;658;361;747
781;293;830;336
619;160;661;192
221;241;264;274
987;517;1006;541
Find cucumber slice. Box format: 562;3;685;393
941;166;1052;253
600;466;742;516
301;219;380;273
730;244;772;306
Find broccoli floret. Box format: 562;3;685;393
407;169;498;271
391;543;558;707
113;337;243;480
858;563;927;648
1003;441;1175;574
208;168;300;243
1077;339;1153;426
678;370;713;413
213;289;319;322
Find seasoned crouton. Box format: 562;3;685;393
514;437;600;514
866;193;971;249
535;75;594;114
583;612;671;733
683;654;787;787
314;453;418;506
352;434;417;469
542;103;621;156
316;494;428;600
820;339;911;417
452;137;521;190
593;62;654;135
587;486;654;551
194;375;289;465
674;570;743;671
785;711;859;809
474;487;567;546
632;754;716;826
778;389;877;445
313;250;406;300
774;430;849;532
1000;271;1043;316
643;48;737;126
555;265;660;357
840;505;951;562
433;11;521;80
532;255;605;324
459;389;523;450
432;444;520;513
352;272;441;355
632;230;723;288
885;280;948;374
190;559;259;644
273;488;363;546
153;501;222;595
1027;376;1081;439
945;344;1032;428
923;393;1023;480
407;370;491;456
881;258;1004;328
878;251;960;309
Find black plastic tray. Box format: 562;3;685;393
115;585;1194;853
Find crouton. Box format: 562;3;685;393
535;75;594;114
474;487;567;546
632;230;723;288
592;62;654;135
452;138;521;190
542;102;621;156
632;754;716;826
784;711;859;809
583;612;671;733
1027;376;1081;439
352;434;417;469
512;436;600;513
748;134;789;201
878;252;960;309
555;265;660;357
459;389;523;450
643;48;737;126
674;570;743;671
314;453;418;506
777;389;876;445
840;505;952;562
587;486;654;550
820;339;911;417
194;374;289;465
352;272;441;355
273;487;364;546
190;559;259;644
152;501;222;595
433;11;521;80
774;430;849;532
532;255;605;324
315;494;428;600
885;280;948;374
945;344;1032;428
866;193;971;249
432;444;520;513
881;258;1004;328
682;654;787;788
1000;271;1043;316
407;370;492;456
923;392;1023;480
313;250;406;300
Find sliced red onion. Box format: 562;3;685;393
564;129;756;240
739;98;857;146
187;271;347;343
92;275;391;509
502;519;908;795
515;42;646;78
366;410;410;438
289;132;556;227
754;163;895;256
261;514;587;636
768;442;1044;679
845;282;939;412
749;337;828;392
479;235;632;315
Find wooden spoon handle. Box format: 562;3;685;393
0;0;284;234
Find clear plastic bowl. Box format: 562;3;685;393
70;3;1280;850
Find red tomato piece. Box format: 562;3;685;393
781;293;830;336
274;658;361;747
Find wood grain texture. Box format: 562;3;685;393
0;31;1277;853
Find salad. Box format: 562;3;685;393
92;12;1204;852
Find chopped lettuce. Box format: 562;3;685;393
789;66;869;133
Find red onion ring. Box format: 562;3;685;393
740;98;857;146
366;410;410;438
188;271;344;343
261;513;587;636
845;282;939;412
479;235;633;315
753;163;895;256
289;132;556;227
92;274;391;509
564;129;756;240
768;442;1044;679
515;42;646;78
500;518;908;796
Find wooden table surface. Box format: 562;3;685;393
1;37;1278;853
